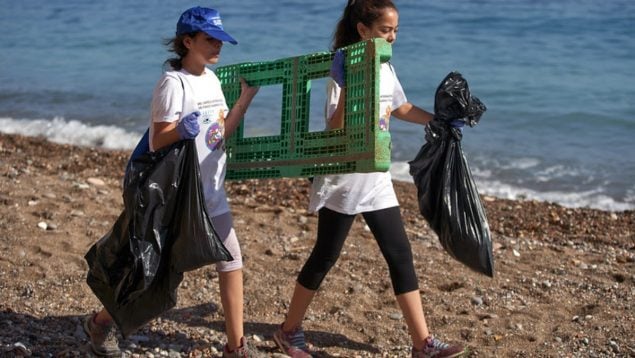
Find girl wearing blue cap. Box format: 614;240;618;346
273;1;466;357
84;7;263;357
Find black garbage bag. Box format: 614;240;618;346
123;128;150;189
409;71;494;277
85;139;232;337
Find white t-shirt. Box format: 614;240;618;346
149;68;231;217
308;62;407;214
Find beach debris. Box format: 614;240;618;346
471;296;484;306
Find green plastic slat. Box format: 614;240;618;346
216;38;392;180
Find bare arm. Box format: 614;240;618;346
329;95;433;130
326;89;347;130
151;121;181;151
223;78;259;139
392;102;434;125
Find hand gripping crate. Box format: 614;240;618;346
216;38;392;180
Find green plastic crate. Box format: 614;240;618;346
216;38;392;180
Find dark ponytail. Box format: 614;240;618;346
331;0;398;50
163;33;195;71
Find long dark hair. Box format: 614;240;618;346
331;0;398;50
163;32;196;70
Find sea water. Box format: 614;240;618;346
1;0;633;211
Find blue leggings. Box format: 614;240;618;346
297;206;419;295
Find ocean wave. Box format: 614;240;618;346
390;161;634;212
0;116;140;150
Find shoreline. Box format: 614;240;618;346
0;132;633;356
2;118;632;212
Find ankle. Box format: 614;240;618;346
283;320;305;332
412;334;430;349
225;336;246;352
93;313;113;327
413;335;435;351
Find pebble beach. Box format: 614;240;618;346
0;133;633;357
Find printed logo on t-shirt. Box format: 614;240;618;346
197;98;227;152
380;105;391;131
205;109;226;151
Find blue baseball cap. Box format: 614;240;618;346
176;7;237;45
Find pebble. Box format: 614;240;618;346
70;210;85;217
87;177;106;186
37;222;48;230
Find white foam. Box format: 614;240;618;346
534;164;582;182
507;157;540;170
392;161;634;212
0;117;140;150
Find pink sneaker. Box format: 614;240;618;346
411;335;466;358
273;323;312;358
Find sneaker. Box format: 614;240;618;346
273;323;312;358
411;335;466;358
223;336;265;358
82;313;121;357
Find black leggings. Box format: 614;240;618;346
297;206;419;295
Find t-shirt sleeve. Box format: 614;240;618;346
324;79;342;125
151;74;184;124
390;64;408;110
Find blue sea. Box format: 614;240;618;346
1;0;633;211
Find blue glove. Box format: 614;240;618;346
330;50;346;87
449;119;465;128
176;111;200;140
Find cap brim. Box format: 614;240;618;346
203;28;238;45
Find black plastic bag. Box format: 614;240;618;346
123;128;150;189
85;140;232;336
169;142;234;272
409;71;494;277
